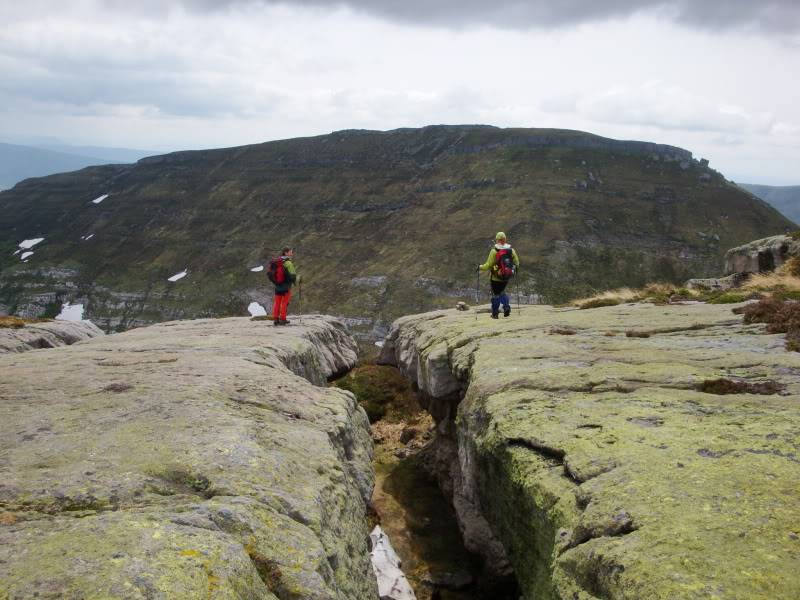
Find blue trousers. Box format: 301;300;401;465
490;280;510;315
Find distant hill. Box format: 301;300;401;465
0;143;111;190
0;125;793;336
36;143;156;165
738;183;800;224
0;142;155;191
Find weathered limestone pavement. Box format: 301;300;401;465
0;319;104;354
0;315;377;599
380;303;800;600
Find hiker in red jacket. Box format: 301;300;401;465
268;247;298;325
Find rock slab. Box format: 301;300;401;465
381;303;800;600
0;315;376;599
0;319;104;354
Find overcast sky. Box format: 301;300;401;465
1;1;798;184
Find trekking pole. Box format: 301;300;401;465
475;267;480;322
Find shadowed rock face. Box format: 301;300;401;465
724;234;800;275
0;316;377;599
380;303;800;600
0;320;103;354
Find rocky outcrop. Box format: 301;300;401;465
380;304;800;599
684;272;749;291
0;316;377;599
0;319;104;354
724;234;800;275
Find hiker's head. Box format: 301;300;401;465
495;232;507;243
282;246;293;257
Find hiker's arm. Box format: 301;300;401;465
478;249;496;271
513;249;520;269
285;260;298;283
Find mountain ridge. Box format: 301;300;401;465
738;183;800;224
0;142;156;191
0;125;793;335
0;142;113;190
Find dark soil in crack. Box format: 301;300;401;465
337;364;517;600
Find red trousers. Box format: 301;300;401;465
272;290;291;321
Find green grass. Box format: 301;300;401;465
333;364;418;423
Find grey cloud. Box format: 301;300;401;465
541;83;778;135
161;0;800;33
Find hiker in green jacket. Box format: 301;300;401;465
478;232;520;318
269;247;298;325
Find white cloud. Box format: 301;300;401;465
0;4;797;182
551;82;777;134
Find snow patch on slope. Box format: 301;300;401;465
247;302;267;317
18;238;44;250
56;303;85;321
168;270;187;282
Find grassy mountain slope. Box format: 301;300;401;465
0;125;793;334
738;183;800;224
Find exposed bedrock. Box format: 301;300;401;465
724;234;800;275
0;319;104;354
379;304;800;599
0;316;377;599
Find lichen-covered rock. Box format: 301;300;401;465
381;304;800;600
0;319;104;353
684;273;749;291
724;234;799;275
0;316;376;599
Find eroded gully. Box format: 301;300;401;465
334;364;520;600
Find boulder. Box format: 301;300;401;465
0;316;377;599
684;272;749;291
369;526;416;600
0;319;104;354
724;234;799;275
381;304;800;600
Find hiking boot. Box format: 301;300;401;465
490;313;499;319
503;307;511;317
279;319;291;325
273;318;281;326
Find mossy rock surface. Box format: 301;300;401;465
0;316;376;599
381;303;800;600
